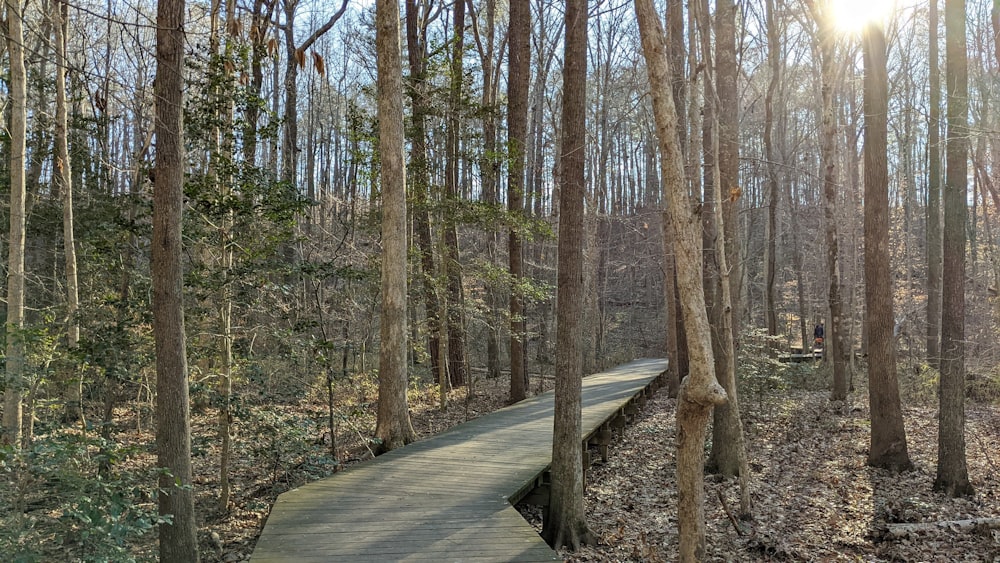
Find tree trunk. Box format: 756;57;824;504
716;0;741;343
862;22;912;473
212;0;239;513
699;0;750;510
153;0;200;556
2;0;27;447
54;0;83;425
808;1;849;401
636;2;728;560
544;0;592;551
405;0;445;386
507;0;530;403
763;0;781;338
935;0;973;497
473;0;503;381
444;0;467;388
666;0;688;386
374;0;416;454
927;0;943;368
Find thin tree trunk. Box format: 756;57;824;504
153;0;200;556
472;0;503;381
636;2;728;560
665;0;688;386
2;0;28;447
544;0;592;551
698;0;750;512
54;0;83;425
374;0;416;454
444;0;467;388
808;1;849;400
927;0;943;369
405;0;445;387
763;0;781;338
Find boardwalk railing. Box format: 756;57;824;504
251;358;668;562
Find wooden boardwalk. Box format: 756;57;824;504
251;358;669;562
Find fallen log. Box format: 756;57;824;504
885;518;1000;539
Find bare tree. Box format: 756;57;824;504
153;0;199;556
697;0;750;512
763;0;782;338
444;0;468;387
405;0;446;398
636;1;728;559
862;19;912;472
280;0;349;184
2;0;27;446
374;0;417;454
545;0;593;551
935;0;973;497
806;0;849;400
927;0;942;368
53;0;83;425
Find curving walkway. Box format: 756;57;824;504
251;358;668;562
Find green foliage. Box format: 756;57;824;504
245;409;338;488
738;329;805;413
0;434;162;563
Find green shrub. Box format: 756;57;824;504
0;433;162;562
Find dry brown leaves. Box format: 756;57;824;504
193;369;1000;563
556;383;1000;562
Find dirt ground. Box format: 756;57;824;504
202;368;1000;562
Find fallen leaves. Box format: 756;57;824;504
551;381;1000;562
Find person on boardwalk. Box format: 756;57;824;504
813;320;825;350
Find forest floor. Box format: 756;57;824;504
196;365;1000;562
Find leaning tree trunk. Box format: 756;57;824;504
636;2;728;561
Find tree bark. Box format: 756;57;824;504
699;0;750;510
2;0;27;447
444;0;468;388
374;0;416;454
54;0;83;425
935;0;973;497
763;0;781;338
807;0;849;401
507;0;530;403
927;0;943;369
862;22;912;473
153;0;200;556
544;0;592;551
405;0;445;387
636;2;728;560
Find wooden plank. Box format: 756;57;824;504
252;358;666;562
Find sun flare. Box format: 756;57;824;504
830;0;896;33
